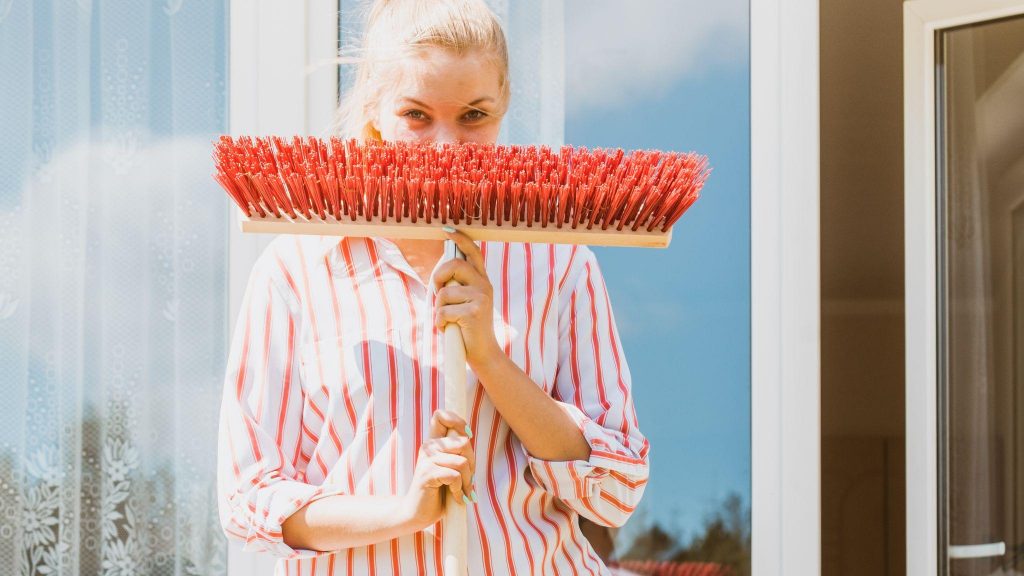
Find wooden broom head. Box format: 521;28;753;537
212;135;711;248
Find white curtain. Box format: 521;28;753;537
0;2;230;575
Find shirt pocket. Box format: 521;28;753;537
299;335;362;429
298;323;415;438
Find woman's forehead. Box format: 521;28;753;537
390;48;502;107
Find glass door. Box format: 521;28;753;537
936;13;1024;575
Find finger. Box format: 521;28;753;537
435;302;478;330
431;435;476;475
425;465;467;504
444;434;475;487
428;409;470;439
430;452;472;503
435;285;476;307
423;432;475;469
432;259;489;293
440;432;475;493
442;227;486;276
435;285;491;315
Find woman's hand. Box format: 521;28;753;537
432;228;502;366
401;409;477;531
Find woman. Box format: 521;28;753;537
217;1;649;574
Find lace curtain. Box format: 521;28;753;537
0;2;229;575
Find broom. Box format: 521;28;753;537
213;135;710;576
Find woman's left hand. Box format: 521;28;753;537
432;228;503;366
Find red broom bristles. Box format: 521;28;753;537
212;135;711;234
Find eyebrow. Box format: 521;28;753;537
400;96;496;109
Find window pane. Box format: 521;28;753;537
938;14;1024;576
564;2;751;574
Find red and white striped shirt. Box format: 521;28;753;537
217;233;650;576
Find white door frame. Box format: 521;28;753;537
750;0;821;574
903;2;1024;575
227;0;339;335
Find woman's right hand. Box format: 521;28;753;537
401;409;477;531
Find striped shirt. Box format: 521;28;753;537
217;233;650;576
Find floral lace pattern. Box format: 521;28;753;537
0;2;229;574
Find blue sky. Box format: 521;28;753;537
563;0;750;544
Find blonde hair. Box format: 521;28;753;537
331;0;511;142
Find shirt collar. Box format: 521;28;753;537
318;235;399;259
318;234;420;282
317;235;344;261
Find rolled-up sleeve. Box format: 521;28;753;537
217;243;344;559
523;246;650;528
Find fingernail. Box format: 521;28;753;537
464;425;473;438
471;490;478;503
463;494;471;505
442;225;456;234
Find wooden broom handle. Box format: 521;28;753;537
442;240;468;576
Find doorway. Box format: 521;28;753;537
905;2;1024;575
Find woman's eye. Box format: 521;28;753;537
403;110;427;121
462;109;487;122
